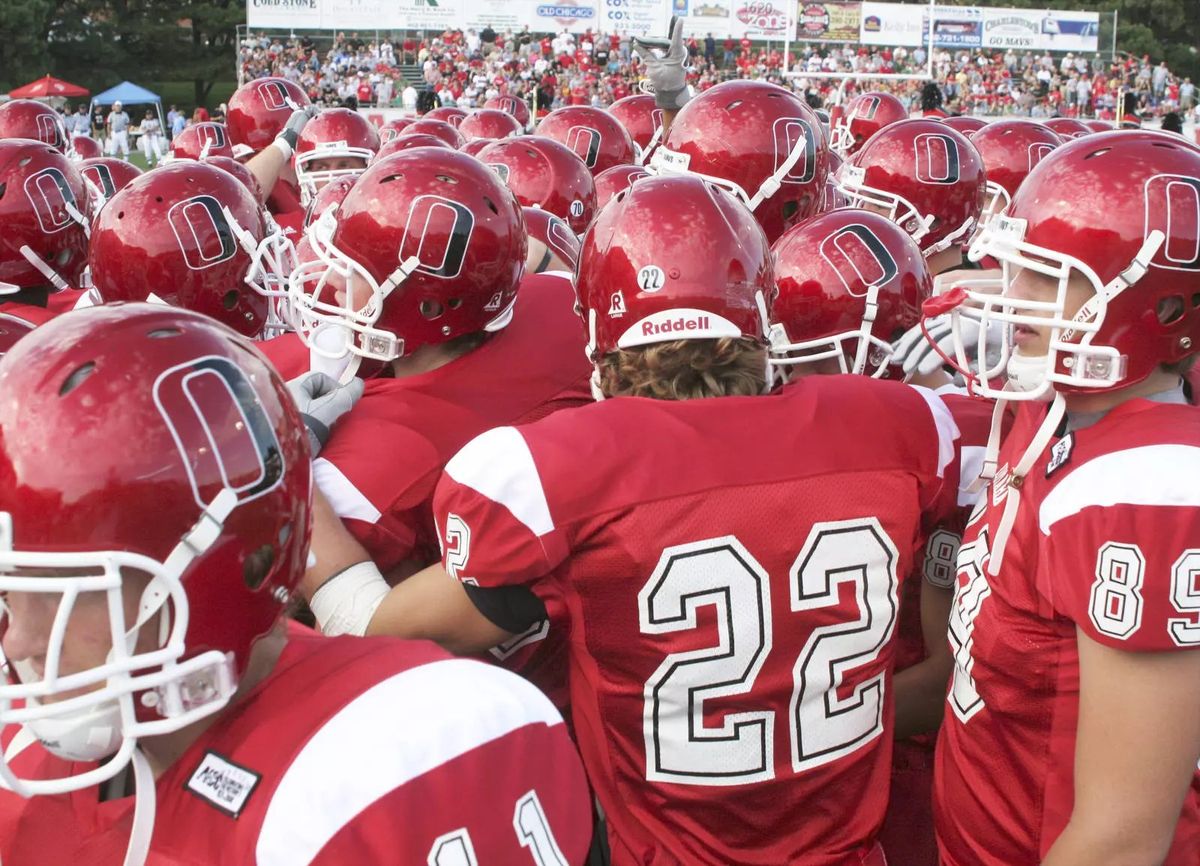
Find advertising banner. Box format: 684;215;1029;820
527;0;601;34
245;0;324;30
389;0;458;32
462;0;526;32
736;0;792;39
1032;10;1100;52
797;2;862;43
859;1;925;47
674;0;738;38
929;5;982;48
600;0;671;37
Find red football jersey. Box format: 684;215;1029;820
934;397;1200;865
0;297;72;326
315;272;591;573
433;375;959;865
896;388;1001;673
254;331;311;380
0;630;592;866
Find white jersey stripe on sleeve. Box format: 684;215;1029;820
313;457;383;524
444;427;555;537
906;384;961;479
1038;444;1200;535
256;658;564;866
958;445;988;507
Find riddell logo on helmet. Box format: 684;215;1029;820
617;307;742;347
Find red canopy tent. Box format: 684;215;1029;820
8;75;89;99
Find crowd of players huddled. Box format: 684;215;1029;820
0;16;1197;866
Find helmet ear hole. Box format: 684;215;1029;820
222;290;239;311
1157;295;1186;326
243;544;275;590
59;362;96;397
420;299;444;320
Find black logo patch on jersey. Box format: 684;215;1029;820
185;750;262;817
1046;432;1074;478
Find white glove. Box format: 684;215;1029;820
286;370;364;456
632;17;689;111
892;314;1005;379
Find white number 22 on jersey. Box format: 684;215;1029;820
637;518;900;786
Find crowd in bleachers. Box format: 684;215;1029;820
238;27;1197;121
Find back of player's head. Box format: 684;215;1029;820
574;174;775;400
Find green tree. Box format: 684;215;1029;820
0;0;52;91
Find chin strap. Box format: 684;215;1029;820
987;393;1065;576
122;748;155;866
19;246;72;292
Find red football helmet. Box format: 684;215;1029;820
594;163;651;211
836;118;986;256
607;94;665;166
425;106;468;128
400;118;465;149
169;122;236;161
88;163;289;337
534;106;635;175
654;80;828;243
459;109;523;142
1083;119;1114;133
460;137;497;157
941;115;987;139
830;91;907;156
0;313;34;357
969;119;1062;218
575;174;774;361
204;155;266;206
293;108;380;206
303;175;356;227
0;303;310;793
290;148;526;366
1042;117;1091;140
378;116;418;144
0;139;93;293
68;135;102;161
0;100;68;152
523;206;581;272
373;134;456;162
948;132;1200;400
769;208;932;379
478;136;597;234
484;95;531;129
80;157;144;207
226;77;311;156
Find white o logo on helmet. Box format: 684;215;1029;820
637;265;666;292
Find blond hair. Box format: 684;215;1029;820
597;337;767;401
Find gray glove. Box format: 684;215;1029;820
632;16;689;111
286;371;364;456
275;105;320;155
891;314;1005;379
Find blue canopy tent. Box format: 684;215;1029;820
90;81;165;137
